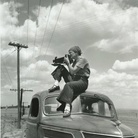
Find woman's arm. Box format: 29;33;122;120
64;57;80;75
67;63;80;75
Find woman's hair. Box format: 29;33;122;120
69;46;82;55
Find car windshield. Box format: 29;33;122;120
43;95;114;118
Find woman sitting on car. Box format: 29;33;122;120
49;46;90;117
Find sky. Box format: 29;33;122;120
1;0;138;109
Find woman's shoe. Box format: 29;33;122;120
57;104;65;112
63;104;72;117
48;85;60;93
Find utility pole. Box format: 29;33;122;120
20;89;33;117
10;88;33;125
9;42;28;129
22;102;28;116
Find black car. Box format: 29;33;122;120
25;90;135;138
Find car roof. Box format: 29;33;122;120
33;90;114;105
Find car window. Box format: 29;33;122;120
81;96;112;117
44;96;59;114
30;98;39;117
44;96;81;115
44;95;112;117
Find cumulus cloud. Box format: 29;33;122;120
1;0;138;54
21;60;55;80
112;58;138;72
1;0;138;108
88;69;138;96
88;69;138;109
84;66;138;109
0;2;22;39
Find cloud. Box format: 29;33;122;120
21;60;55;80
92;6;138;53
0;2;22;39
88;69;138;96
1;0;138;109
88;68;138;109
1;0;138;55
93;0;138;8
0;2;19;26
112;58;138;72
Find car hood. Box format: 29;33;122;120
41;114;124;136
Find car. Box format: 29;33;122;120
25;90;135;138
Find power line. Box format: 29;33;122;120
16;0;21;43
1;47;16;85
33;0;42;47
31;0;53;64
5;0;133;79
40;0;53;51
22;0;30;91
28;0;42;66
1;48;16;60
1;38;13;85
32;0;54;78
45;0;65;55
41;9;127;46
35;0;65;75
29;4;128;65
27;0;29;45
1;61;13;85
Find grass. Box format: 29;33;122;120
1;108;27;138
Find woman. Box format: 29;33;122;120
49;46;90;117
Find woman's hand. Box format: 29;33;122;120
64;56;69;66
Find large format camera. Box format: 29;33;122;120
53;54;73;65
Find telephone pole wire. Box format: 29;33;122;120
9;42;28;129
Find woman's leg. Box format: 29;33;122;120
57;79;88;117
57;79;88;104
49;65;72;92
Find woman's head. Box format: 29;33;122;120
68;46;82;56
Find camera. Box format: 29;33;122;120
53;54;73;65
